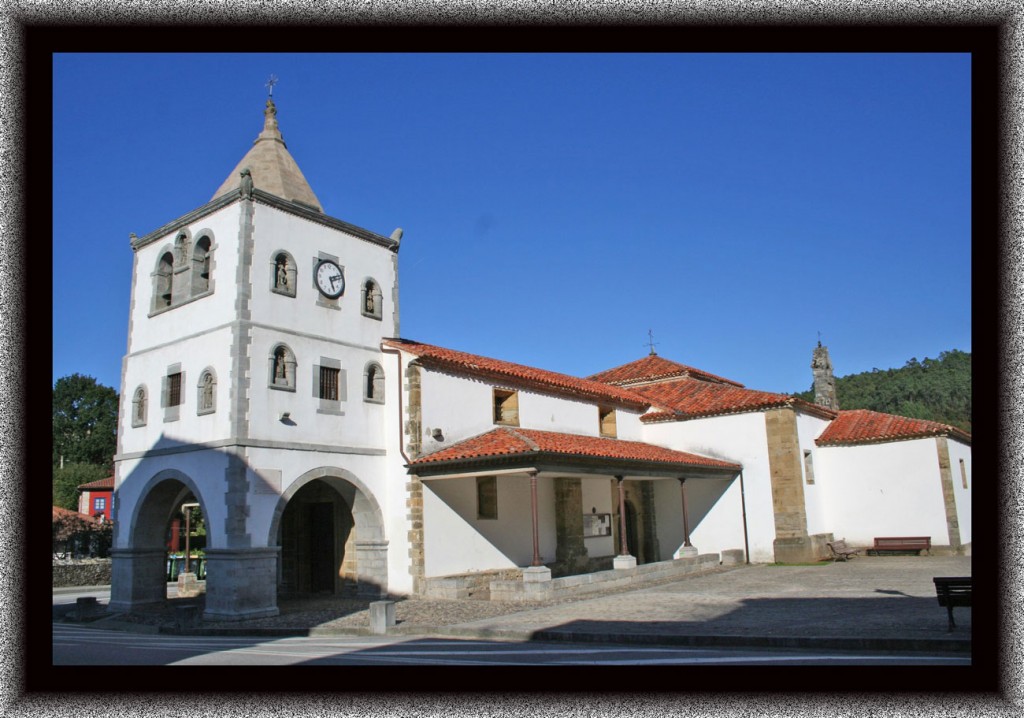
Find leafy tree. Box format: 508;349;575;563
53;374;119;468
792;350;971;433
52;462;110;511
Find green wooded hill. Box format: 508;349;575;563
792;349;971;434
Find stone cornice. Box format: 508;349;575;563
132;189;400;253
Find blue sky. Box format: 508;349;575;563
52;52;971;395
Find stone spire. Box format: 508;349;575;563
211;97;323;212
811;340;839;410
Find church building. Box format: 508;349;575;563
110;98;972;620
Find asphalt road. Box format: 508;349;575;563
52;623;968;666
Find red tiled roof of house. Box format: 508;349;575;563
587;354;744;388
77;476;114;491
382;338;650;410
408;426;741;472
634;377;837;422
52;506;100;524
815;409;972;446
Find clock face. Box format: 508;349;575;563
315;259;344;298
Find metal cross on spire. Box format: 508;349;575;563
645;329;659;356
265;74;279;98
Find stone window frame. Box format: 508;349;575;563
270;249;298;298
959;458;968;489
190;233;215;297
161;363;184;423
493;388;519;426
360;277;383;320
477;475;498;520
151;246;175;313
196;367;217;416
131;384;148;427
598;406;617;438
269;344;298;392
363;361;385;404
313;356;345;415
803;450;815;485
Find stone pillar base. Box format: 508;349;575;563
613;555;637;570
369;601;396;634
109;547;168;614
202;547;280;622
773;536;815;564
674;545;699;559
522;566;552;582
177;572;202;598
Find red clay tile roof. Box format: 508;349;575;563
408;427;741;473
382;338;650;410
815;409;972;446
77;476;114;491
634;377;837;422
52;506;100;524
587;354;744;388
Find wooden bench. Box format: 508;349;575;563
933;576;971;631
826;539;860;562
867;536;931;556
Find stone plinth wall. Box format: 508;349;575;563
490;554;721;603
423;569;523;600
52;559;113;587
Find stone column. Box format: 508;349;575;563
109;548;167;613
935;437;963;553
523;471;551;582
554;477;589;576
613;476;636;569
203;547;280;621
355;540;390;598
765;407;814;563
676;478;698;558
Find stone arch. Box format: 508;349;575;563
191;233;214;295
131;384;148;427
196;367;217;415
109;468;213;613
363;361;385;403
152;247;175;311
360;277;383;319
270;249;298;297
267;466;388;598
268;343;297;390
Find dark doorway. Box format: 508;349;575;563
624;499;639;562
279;480;353;595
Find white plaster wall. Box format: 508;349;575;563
113;450;231;550
246;325;386;448
581;477;616;558
796;412;832;536
417;367;646;456
128;205;242;354
119;326;234;455
653;476;745;560
422;474;557;576
642;412;776;562
814;438;950;546
946;438;972;546
248;205;399;344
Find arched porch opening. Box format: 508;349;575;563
270;470;388;599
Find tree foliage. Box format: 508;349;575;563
52;374;119;468
52;462;110;511
52;507;112;558
793;349;971;433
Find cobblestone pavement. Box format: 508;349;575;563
99;555;972;648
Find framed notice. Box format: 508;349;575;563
583;512;612;538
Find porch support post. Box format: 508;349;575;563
523;471;552;583
529;470;541;567
613;475;636;570
676;477;699;559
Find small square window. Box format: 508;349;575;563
320;366;340;401
599;407;617;438
493;389;519;426
477;476;498;520
168;372;183;407
803;450;815;484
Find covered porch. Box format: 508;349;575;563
406;427;743;599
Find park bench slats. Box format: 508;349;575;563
933;576;971;631
826;539;860;562
867;536;931;556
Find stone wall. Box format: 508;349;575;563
52;559;112;587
